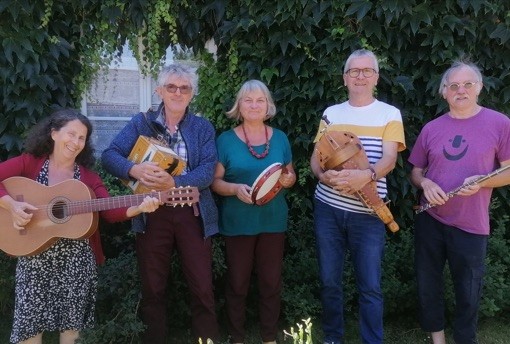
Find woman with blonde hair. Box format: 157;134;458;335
212;80;296;344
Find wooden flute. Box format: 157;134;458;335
415;164;510;214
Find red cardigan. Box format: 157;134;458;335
0;153;130;264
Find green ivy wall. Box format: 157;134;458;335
1;0;509;341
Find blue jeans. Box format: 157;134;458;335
314;199;385;344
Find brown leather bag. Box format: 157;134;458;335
315;130;399;232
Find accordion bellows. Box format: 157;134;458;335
123;135;186;194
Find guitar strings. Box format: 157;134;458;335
29;188;198;211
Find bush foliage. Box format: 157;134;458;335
1;0;510;341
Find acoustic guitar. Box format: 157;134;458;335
0;177;199;257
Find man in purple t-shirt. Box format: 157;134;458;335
408;61;510;344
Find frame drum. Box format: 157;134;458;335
250;162;285;206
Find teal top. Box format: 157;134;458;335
216;127;292;236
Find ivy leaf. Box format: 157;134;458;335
0;118;7;134
290;54;305;75
19;38;34;54
295;32;316;44
2;37;15;65
489;24;510;44
408;3;431;34
311;1;329;24
0;0;11;12
0;133;18;151
345;0;373;21
201;0;225;26
33;31;45;44
379;0;412;16
103;7;122;22
362;18;382;39
502;85;510;104
442;15;462;31
22;63;34;80
269;30;297;55
260;67;279;84
5;1;20;20
431;29;454;48
48;44;59;59
459;0;486;14
394;75;415;92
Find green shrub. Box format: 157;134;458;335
481;199;510;317
0;255;15;315
80;251;145;344
281;215;321;324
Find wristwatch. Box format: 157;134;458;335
369;167;377;181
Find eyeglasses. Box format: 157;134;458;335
444;81;478;92
346;68;377;78
163;84;192;94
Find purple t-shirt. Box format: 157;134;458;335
409;107;510;235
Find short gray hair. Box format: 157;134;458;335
226;80;277;121
438;60;483;95
157;64;198;95
344;49;379;74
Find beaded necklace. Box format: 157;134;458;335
241;123;270;159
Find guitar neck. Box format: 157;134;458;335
68;193;158;215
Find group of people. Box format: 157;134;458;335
309;50;510;344
0;49;508;344
0;64;296;344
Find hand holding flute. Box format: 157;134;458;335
415;165;510;214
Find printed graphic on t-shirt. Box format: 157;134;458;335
443;134;468;161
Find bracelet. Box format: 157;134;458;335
368;166;377;181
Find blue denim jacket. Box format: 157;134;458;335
101;104;219;238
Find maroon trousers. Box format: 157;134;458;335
136;206;219;343
224;233;285;343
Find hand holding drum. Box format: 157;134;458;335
250;163;288;206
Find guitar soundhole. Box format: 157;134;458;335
49;198;71;224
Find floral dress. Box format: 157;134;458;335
10;160;97;343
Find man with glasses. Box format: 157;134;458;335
101;64;220;343
409;61;510;344
310;49;406;344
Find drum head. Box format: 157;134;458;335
251;163;284;206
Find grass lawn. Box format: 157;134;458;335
376;316;510;344
1;314;508;343
280;315;510;344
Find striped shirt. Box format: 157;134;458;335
313;99;406;214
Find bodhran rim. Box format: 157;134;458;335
250;162;284;206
